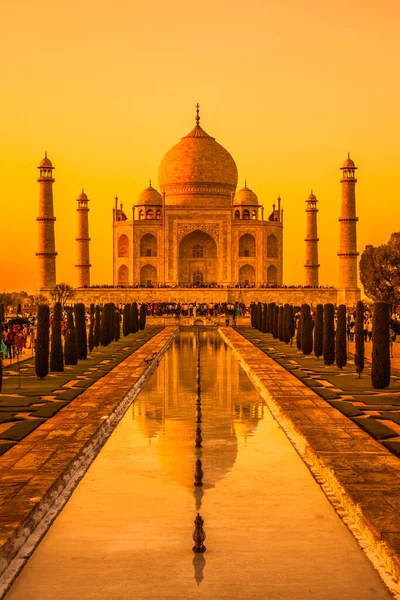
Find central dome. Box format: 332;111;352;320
158;110;238;205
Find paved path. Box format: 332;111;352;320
3;330;393;599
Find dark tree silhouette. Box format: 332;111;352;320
267;302;275;334
94;305;101;347
273;305;279;339
278;305;284;341
262;303;268;333
132;302;139;333
123;303;131;337
88;303;95;353
286;304;295;345
115;310;121;341
301;304;313;355
139;303;147;330
100;303;110;346
335;304;347;369
50;301;63;372
35;304;50;379
314;304;323;359
372;301;391;389
355;300;364;378
64;310;78;365
296;309;302;350
323;303;335;366
75;303;87;360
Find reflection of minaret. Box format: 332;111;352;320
36;153;57;289
338;154;361;304
304;191;319;287
76;190;91;287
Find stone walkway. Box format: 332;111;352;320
220;327;400;590
0;326;178;594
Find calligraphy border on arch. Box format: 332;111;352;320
176;222;220;242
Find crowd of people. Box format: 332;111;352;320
83;283;336;289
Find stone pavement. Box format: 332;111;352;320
220;327;400;588
239;327;400;460
0;326;178;592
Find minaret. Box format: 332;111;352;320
75;190;91;287
304;191;319;286
338;154;360;303
36;153;57;289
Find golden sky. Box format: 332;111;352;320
1;0;399;292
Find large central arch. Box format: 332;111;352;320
178;229;218;285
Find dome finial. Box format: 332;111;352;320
45;151;47;158
149;178;152;187
195;103;200;127
244;179;247;187
348;152;350;159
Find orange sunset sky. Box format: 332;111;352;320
1;0;399;293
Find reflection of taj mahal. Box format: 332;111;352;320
113;106;283;287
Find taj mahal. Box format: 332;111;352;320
36;105;360;306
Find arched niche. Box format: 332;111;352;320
267;264;277;283
140;264;157;285
267;234;278;258
118;264;129;284
118;234;129;258
178;229;217;285
239;233;256;257
239;264;255;285
140;233;157;257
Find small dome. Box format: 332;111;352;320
307;191;317;201
341;154;356;169
77;190;88;201
137;183;162;205
39;154;53;167
234;183;258;205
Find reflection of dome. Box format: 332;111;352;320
158;109;238;204
234;183;258;205
137;183;162;205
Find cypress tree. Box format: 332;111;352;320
250;303;255;328
75;303;87;360
35;304;50;379
94;305;101;347
335;304;347;369
100;302;109;346
262;303;268;333
278;305;284;341
88;303;95;353
139;303;147;330
372;301;391;389
64;310;78;365
286;305;295;346
296;309;302;350
323;303;335;366
267;302;275;334
115;310;121;341
109;302;116;342
355;300;365;378
0;304;5;323
301;303;313;355
314;304;323;359
132;302;139;333
123;303;131;337
17;303;22;315
272;305;279;339
50;301;63;372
